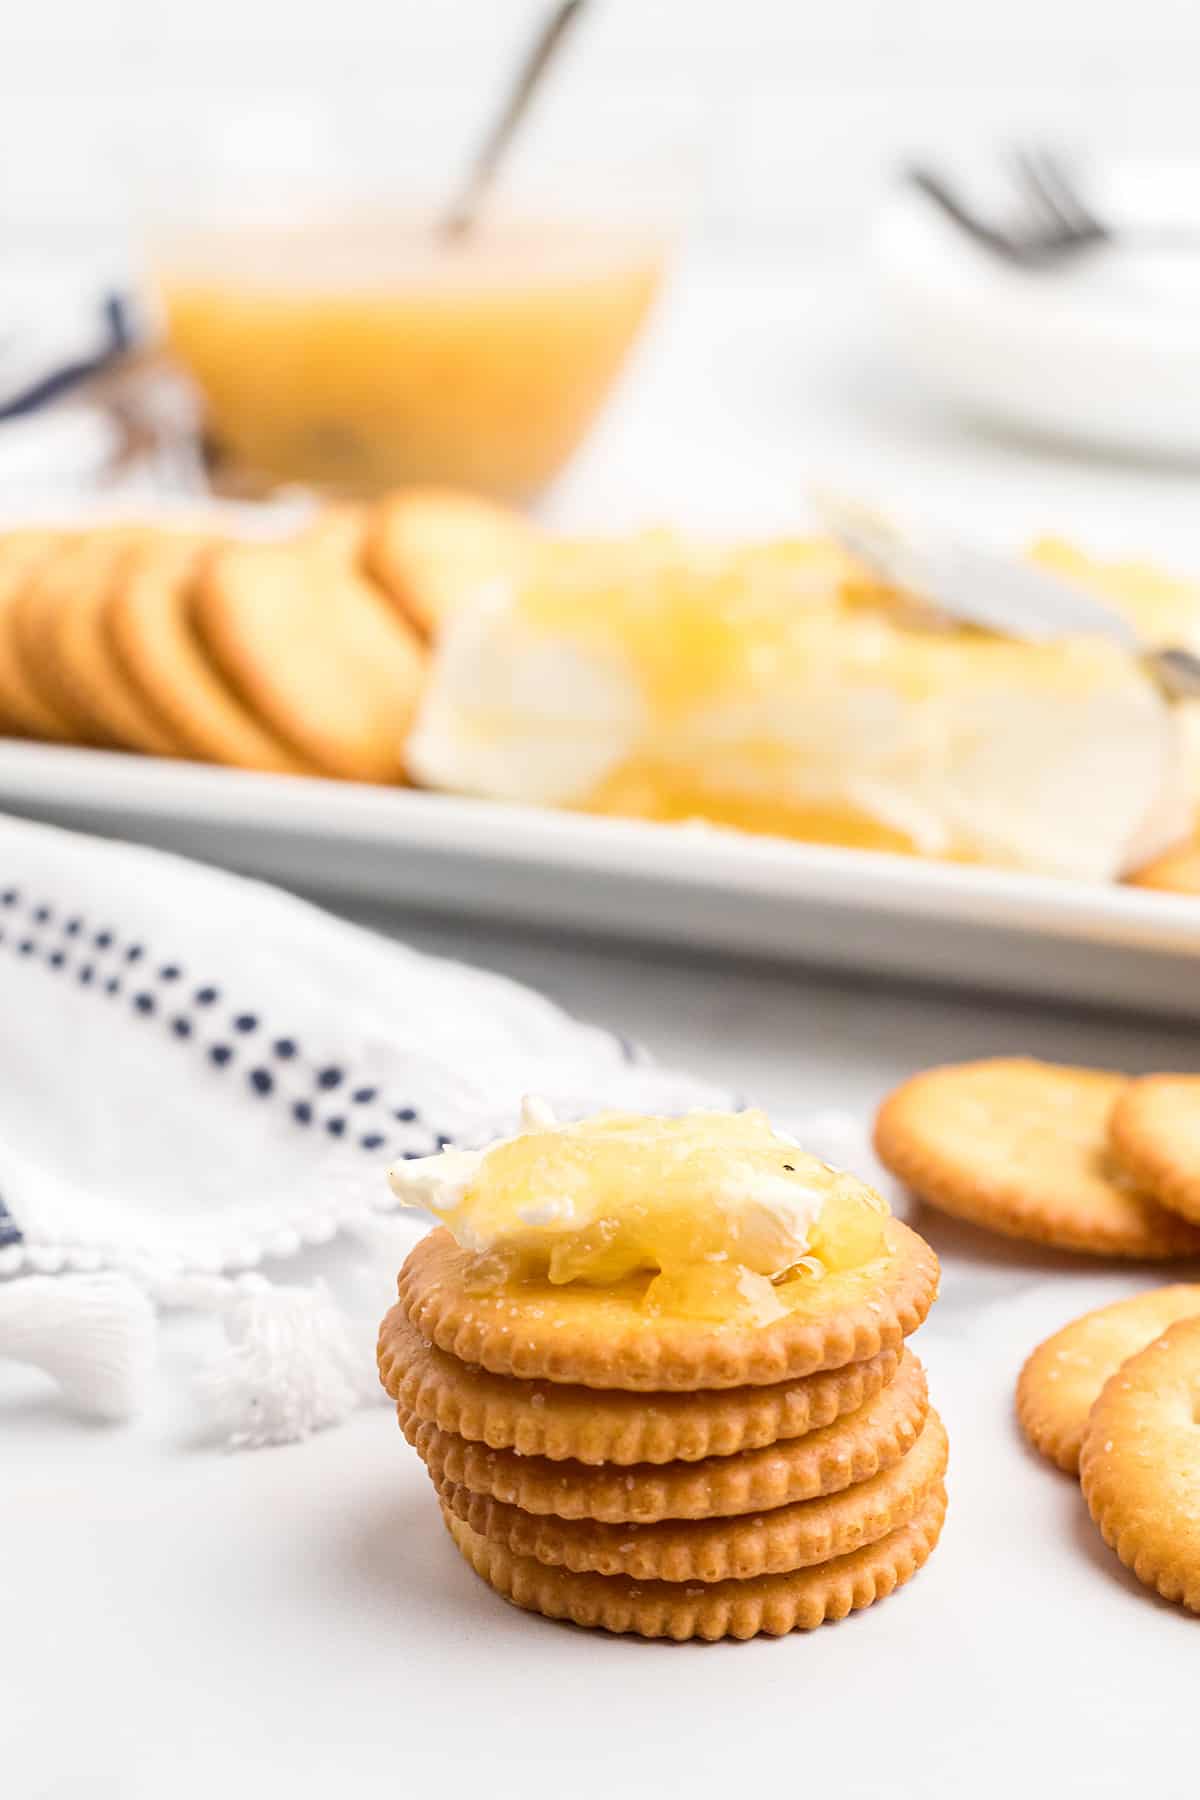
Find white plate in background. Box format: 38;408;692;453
876;159;1200;461
0;740;1196;1018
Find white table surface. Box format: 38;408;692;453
6;257;1200;1800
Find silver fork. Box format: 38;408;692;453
908;148;1200;269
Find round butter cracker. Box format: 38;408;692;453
40;529;183;755
0;529;68;737
401;1348;928;1523
1080;1315;1200;1614
300;503;369;562
442;1481;947;1640
436;1406;948;1582
195;537;425;780
396;1218;939;1393
7;533;120;741
874;1058;1200;1259
1110;1075;1200;1227
1017;1284;1200;1473
378;1304;902;1464
1127;840;1200;896
107;535;311;774
365;487;539;639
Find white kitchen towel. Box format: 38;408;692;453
0;810;732;1441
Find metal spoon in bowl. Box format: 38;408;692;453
439;0;589;242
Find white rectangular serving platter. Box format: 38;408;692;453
0;739;1197;1017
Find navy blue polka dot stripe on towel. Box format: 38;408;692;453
0;889;451;1172
0;1194;21;1249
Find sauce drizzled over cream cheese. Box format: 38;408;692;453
387;1100;890;1323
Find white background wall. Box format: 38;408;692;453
4;0;1200;246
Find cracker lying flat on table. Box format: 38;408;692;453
378;1304;902;1464
442;1481;947;1640
396;1219;939;1392
1080;1315;1200;1613
1110;1075;1200;1227
195;538;425;781
874;1058;1200;1259
401;1349;928;1523
436;1406;948;1582
1017;1285;1200;1473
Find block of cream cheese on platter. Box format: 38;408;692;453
405;532;1193;884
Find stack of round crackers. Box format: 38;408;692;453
378;1216;948;1641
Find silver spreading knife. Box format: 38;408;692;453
811;489;1200;701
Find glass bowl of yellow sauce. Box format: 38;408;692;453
138;77;691;504
153;210;665;500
